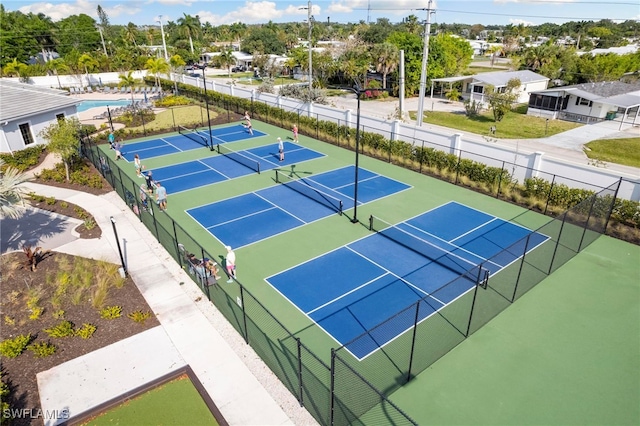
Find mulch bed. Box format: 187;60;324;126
0;252;160;426
0;156;159;426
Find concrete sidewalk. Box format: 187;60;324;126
24;182;317;426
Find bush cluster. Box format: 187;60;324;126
0;334;32;358
38;161;103;189
154;95;192;107
0;145;44;172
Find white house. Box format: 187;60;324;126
527;81;640;127
430;70;550;106
0;80;81;153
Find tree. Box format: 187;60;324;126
0;159;33;219
40;118;82;182
177;13;201;55
218;48;235;77
169;54;186;92
145;57;169;86
485;78;520;122
78;53;99;86
3;58;28;79
118;71;137;107
46;58;69;89
373;42;399;89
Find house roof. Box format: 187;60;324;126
531;81;640;109
472;70;549;86
0;79;81;123
431;70;548;87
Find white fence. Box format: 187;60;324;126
17;71;640;201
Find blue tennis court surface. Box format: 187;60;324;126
145;142;323;194
121;124;267;161
187;166;411;248
266;202;548;360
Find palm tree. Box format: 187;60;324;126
218;48;235;77
123;23;139;47
403;14;421;35
118;71;137;107
3;58;29;79
145;57;169;87
169;54;186;93
373;42;399;89
78;53;99;86
146;27;157;46
0;159;33;219
47;58;69;89
177;13;201;55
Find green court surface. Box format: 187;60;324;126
387;235;640;425
100;120;640;425
84;375;218;425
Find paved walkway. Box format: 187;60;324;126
20;175;317;425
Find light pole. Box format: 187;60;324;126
97;25;108;56
157;16;169;62
198;65;214;151
352;89;362;224
416;0;435;126
300;1;313;92
110;217;127;277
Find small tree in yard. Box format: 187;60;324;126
40;117;81;182
445;88;461;103
485;78;521;122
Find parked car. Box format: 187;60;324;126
232;65;246;72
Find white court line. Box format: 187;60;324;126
207;205;279;229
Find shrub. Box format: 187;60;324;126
0;145;44;172
28;342;57;358
154;95;192;107
44;320;75;338
100;305;122;319
46;196;56;205
52;310;65;319
29;307;43;320
0;334;32;358
75;323;97;339
128;310;151;324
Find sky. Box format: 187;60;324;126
3;0;639;27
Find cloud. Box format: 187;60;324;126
197;1;315;25
327;0;427;16
17;0;139;22
509;18;534;26
494;0;576;3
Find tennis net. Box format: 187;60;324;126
275;170;343;215
216;143;261;174
178;125;209;148
370;215;489;284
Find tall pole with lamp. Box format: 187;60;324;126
199;65;214;151
110;217;127;277
352;88;362;224
300;1;313;92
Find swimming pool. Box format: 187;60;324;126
77;100;132;112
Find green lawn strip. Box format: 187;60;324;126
416;108;581;139
127;105;218;132
584;137;640;168
84;375;218;426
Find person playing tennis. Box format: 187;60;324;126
225;245;237;283
292;124;299;143
278;137;284;162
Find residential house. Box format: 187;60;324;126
430;70;549;106
0;80;81;153
527;81;640;127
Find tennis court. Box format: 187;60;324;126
186;165;411;248
266;201;548;359
120;124;267;161
143;142;324;194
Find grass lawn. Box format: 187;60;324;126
128;105;217;132
84;375;219;425
585;137;640;168
414;106;581;139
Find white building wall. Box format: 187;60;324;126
1;105;78;152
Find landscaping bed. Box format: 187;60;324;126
0;252;159;426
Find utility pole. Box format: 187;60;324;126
157;16;169;62
97;26;108;56
416;0;435;127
